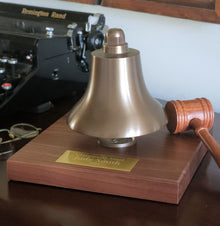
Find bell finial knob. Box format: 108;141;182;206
103;28;128;54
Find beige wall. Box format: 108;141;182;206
2;0;220;112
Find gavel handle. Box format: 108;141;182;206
190;118;220;168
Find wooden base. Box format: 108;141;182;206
7;113;207;204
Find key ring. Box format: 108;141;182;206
0;123;42;145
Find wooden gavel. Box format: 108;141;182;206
165;98;220;168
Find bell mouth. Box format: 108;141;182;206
97;137;136;148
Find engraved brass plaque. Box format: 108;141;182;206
56;150;138;172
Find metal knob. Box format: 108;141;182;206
8;58;18;77
0;67;5;79
46;27;54;38
8;58;18;64
0;67;5;74
0;57;8;78
0;57;8;63
67;23;77;30
103;28;128;54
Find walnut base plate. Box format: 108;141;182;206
7;114;207;204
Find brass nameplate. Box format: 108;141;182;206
21;8;67;19
56;150;139;172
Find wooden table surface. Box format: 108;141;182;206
1;96;220;226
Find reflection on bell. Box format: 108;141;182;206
68;28;167;148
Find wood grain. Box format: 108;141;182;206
215;0;220;17
149;0;215;9
165;98;220;168
7;112;207;204
191;118;220;168
102;0;220;24
165;98;214;134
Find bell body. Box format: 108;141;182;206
68;45;166;139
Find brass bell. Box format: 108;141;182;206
68;28;167;148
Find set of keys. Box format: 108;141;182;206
0;123;41;158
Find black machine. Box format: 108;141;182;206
0;3;105;114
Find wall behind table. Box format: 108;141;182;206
1;0;220;112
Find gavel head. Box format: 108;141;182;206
165;98;214;134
